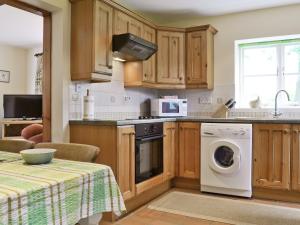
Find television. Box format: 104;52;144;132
3;95;42;119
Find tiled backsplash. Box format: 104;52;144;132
69;62;300;120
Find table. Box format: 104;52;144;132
0;151;126;225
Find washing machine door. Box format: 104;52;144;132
208;140;241;174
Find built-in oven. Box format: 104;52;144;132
135;123;164;184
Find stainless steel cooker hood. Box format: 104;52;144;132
112;33;157;62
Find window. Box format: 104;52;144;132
236;36;300;108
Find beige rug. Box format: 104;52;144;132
148;191;300;225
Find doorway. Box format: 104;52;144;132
0;0;51;141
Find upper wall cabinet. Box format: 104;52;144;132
124;23;157;87
157;30;185;86
186;26;217;89
71;0;113;82
114;10;143;37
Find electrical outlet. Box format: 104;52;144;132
72;93;80;102
110;96;116;103
198;96;213;105
75;83;82;93
217;97;223;104
124;96;131;102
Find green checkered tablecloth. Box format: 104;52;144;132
0;151;126;225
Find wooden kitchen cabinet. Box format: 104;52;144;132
71;0;113;82
178;122;200;179
163;122;177;181
157;30;185;85
117;126;136;200
114;10;142;37
142;25;156;83
124;24;157;87
292;125;300;191
253;124;291;190
186;26;217;89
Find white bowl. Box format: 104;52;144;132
20;148;56;165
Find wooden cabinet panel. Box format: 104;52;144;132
142;25;156;83
114;10;142;37
71;0;112;82
186;27;216;89
128;18;143;37
117;126;136;200
157;31;185;84
292;125;300;191
163;122;176;181
114;10;130;34
186;31;205;85
253;124;291;190
178;122;200;179
94;0;113;75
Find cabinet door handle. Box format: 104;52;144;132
179;77;183;81
144;73;147;77
187;77;190;81
294;129;299;134
107;65;113;69
283;129;290;135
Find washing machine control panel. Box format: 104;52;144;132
201;123;252;139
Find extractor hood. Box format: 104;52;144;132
112;33;157;62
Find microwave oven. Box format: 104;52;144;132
151;98;188;117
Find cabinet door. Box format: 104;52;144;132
178;122;200;179
142;25;156;83
186;31;206;85
114;10;130;34
292;125;300;191
128;18;143;37
94;0;113;74
157;31;185;84
163;122;176;181
117;126;136;200
253;124;291;190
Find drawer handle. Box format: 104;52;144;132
294;129;299;134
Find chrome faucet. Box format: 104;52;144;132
274;90;290;117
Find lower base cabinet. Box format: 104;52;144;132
178;122;200;179
253;124;291;190
292;125;300;191
117;126;136;200
163;122;177;181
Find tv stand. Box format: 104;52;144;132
0;119;43;139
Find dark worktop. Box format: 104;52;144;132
69;116;300;126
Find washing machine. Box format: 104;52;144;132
201;123;252;197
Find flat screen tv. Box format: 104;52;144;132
3;95;42;119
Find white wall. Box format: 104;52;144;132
159;4;300;112
69;61;158;120
0;44;31;137
27;46;43;94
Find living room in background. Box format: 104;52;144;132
0;0;51;141
235;35;300;108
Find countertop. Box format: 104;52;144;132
69;116;300;126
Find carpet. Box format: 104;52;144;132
148;191;300;225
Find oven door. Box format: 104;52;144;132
135;135;164;184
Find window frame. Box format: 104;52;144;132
235;35;300;108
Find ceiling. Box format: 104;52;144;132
0;5;43;49
114;0;300;24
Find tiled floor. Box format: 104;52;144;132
100;189;300;225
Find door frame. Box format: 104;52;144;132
0;0;52;141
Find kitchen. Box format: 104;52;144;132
0;0;300;225
68;0;300;224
